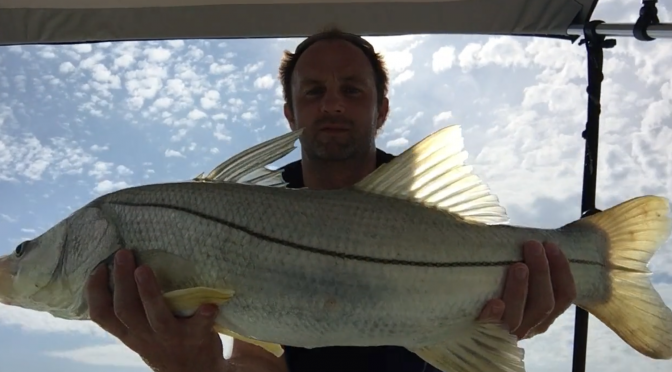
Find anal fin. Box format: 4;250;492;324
214;325;285;357
409;320;525;372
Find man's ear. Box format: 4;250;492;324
284;103;297;131
376;97;389;130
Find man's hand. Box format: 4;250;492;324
86;249;227;372
477;241;577;340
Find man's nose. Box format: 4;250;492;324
320;90;345;114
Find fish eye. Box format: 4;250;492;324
15;241;27;257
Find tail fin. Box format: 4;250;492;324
577;195;672;359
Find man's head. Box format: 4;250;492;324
279;28;389;161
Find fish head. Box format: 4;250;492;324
0;206;119;318
0;218;69;311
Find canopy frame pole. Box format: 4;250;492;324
571;19;616;372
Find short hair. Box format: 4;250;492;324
278;27;389;112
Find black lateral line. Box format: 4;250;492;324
109;201;603;268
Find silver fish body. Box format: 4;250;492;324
89;181;601;348
2;125;671;372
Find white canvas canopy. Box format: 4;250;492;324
0;0;599;46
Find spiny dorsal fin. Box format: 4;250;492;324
193;129;303;186
354;125;509;225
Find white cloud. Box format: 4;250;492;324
253;74;275;90
188;109;207;121
0;303;108;337
200;90;221;109
392;70;414;85
0;120;96;182
458;36;531;71
144;47;172;63
90;145;109;152
72;44;93;54
432;46;456;73
116;165;133;176
165;149;185;158
88;161;114;179
432;111;453;126
210;63;236;74
244;61;264;73
59;62;76;74
241;111;257;121
94;180;130;194
386;137;409;148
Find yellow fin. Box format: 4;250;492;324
409;320;525;372
569;195;672;359
214;325;285;358
162;288;284;357
162;287;235;317
354;125;508;225
193;128;303;186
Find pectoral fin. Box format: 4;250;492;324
409;321;525;372
162;287;235;317
214;325;285;357
162;287;284;358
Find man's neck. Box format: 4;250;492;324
301;150;377;190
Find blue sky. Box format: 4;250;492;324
1;1;672;371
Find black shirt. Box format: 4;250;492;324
278;149;437;372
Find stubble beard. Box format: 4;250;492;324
303;129;374;162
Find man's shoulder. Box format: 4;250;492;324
280;148;396;188
375;147;396;164
279;156;304;188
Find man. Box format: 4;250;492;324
85;28;577;372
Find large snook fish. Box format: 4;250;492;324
1;125;671;372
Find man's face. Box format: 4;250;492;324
284;39;389;161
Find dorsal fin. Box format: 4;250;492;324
193;129;303;187
354;125;509;225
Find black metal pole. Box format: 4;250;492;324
571;2;659;371
571;20;615;372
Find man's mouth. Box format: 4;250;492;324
319;123;350;132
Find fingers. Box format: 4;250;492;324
191;304;220;332
500;262;529;333
514;241;555;339
134;265;219;339
528;242;576;336
134;265;180;336
112;250;152;334
477;299;506;322
86;264;129;340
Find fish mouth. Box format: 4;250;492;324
0;254;16;305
